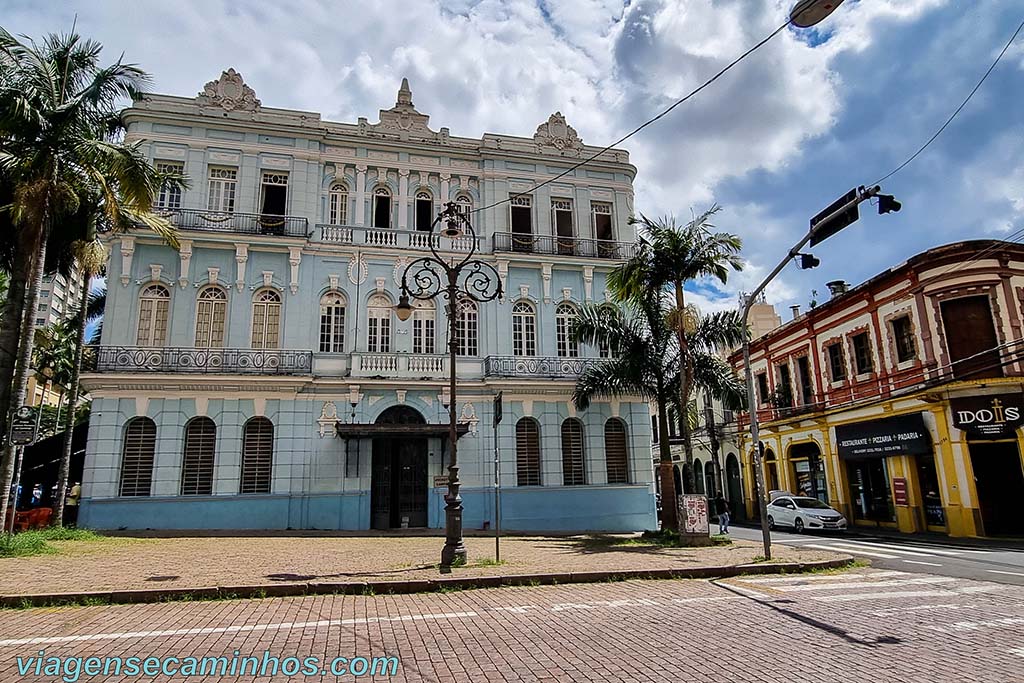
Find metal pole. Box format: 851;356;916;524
6;446;23;534
440;272;467;569
493;405;501;563
741;186;876;561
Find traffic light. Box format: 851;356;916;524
877;194;901;215
797;253;820;269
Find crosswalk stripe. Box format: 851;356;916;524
774;577;956;592
804;543;898;559
811;590;953;602
986;570;1024;577
736;571;908;585
826;541;939;557
849;541;966;556
903;560;943;567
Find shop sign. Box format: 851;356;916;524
892;477;909;506
433;475;449;488
678;494;709;535
836;412;932;460
951;393;1024;439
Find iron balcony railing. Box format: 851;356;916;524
483;355;600;378
90;346;313;375
153;206;309;238
492;232;636;259
317;224;484;252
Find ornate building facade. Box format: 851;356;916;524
78;70;656;532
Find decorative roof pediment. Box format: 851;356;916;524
534;112;583;152
359;78;449;144
197;68;261;112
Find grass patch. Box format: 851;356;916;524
0;527;104;558
469;558;507;567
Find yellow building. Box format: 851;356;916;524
731;240;1024;538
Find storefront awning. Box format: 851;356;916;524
835;412;932;460
334;422;470;439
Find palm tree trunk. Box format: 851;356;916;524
53;268;90;528
0;223;49;533
674;280;696;493
656;383;678;531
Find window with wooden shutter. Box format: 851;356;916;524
561;418;586;485
516;417;541;486
240;417;274;494
605;418;630;484
136;284;170;347
181;417;216;496
195;287;227;348
120;418;156;497
251;289;282;349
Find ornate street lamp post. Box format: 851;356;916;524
395;202;502;569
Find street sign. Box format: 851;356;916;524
8;406;38;446
493;391;503;426
433;475;450;488
892;477;909;507
809;187;859;246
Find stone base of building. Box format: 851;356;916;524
79;485;658;533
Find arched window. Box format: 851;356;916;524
455;194;472;221
516;417;541;486
251;289;282;349
597;304;615;358
240;417;274;494
119;417;156;497
181;417;216;496
605;418;630;484
329;183;349;225
367;293;392;353
512;301;537;357
693;459;706;494
194;286;227;348
415;190;433;231
556;303;579;358
561;418;586;486
136;284;170;347
372;186;391;229
319;291;346;353
412;299;435;354
456;298;478;357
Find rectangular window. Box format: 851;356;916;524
776;363;793;407
756;372;769;404
413;312;435;354
373;193;391;229
329;189;348;226
155;161;184;209
368;314;391;353
941;295;1001;379
852;332;873;374
510;195;533;252
796;355;814;405
207;167;237;213
552;198;574;255
592;201;615;257
651;415;659;443
892;315;916;363
415;194;433;231
827;343;847;382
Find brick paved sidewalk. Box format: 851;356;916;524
0;534;841;596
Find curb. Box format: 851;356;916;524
0;557;855;608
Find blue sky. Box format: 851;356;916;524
4;0;1022;316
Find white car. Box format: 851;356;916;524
767;495;847;533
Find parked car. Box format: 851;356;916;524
767;495;847;533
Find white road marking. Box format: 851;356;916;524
671;596;744;604
803;543;899;559
987;570;1024;578
956;585;1006;594
851;541;966;556
902;560;943;567
1011;648;1024;658
0;611;479;648
826;541;938;558
736;571;908;585
811;590;955;602
872;604;962;615
775;577;956;592
928;617;1024;633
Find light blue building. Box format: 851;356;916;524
79;69;656;532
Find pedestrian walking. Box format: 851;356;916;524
65;482;81;526
714;493;730;535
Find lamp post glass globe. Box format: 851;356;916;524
395;293;413;322
789;0;845;28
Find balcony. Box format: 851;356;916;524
350;352;450;379
492;232;636;259
318;225;484;253
90;346;313;375
155;207;309;238
484;355;600;378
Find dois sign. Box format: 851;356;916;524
951;394;1024;439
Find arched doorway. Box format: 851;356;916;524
764;448;779;492
705;463;717;498
673;465;683;498
789;442;827;502
726;453;743;519
372;406;428;529
693;459;705;494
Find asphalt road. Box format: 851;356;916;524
728;523;1024;585
1;568;1022;682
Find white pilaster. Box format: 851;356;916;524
354;165;367;225
398;169;410;230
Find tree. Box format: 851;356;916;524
0;26;177;531
609;207;742;493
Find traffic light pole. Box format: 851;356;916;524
741;185;881;560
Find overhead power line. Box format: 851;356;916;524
869;16;1024;187
470;19;793;217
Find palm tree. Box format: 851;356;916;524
609;207;743;492
0;26;178;531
